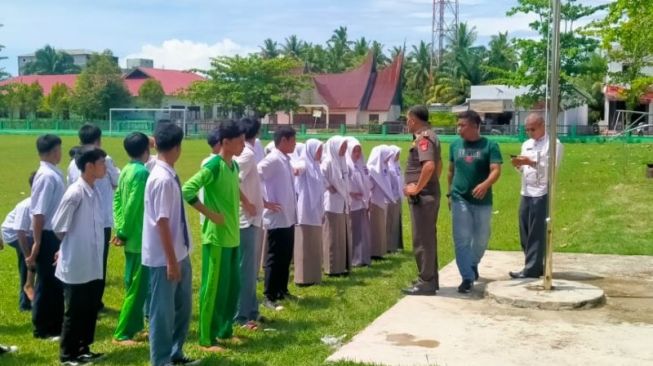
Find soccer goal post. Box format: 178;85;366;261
108;107;188;135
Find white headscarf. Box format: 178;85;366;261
296;139;326;225
290;142;306;172
254;138;265;163
264;141;275;155
321;135;350;203
345;137;371;208
387;145;404;201
367;144;395;202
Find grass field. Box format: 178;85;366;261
0;135;651;366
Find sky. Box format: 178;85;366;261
1;0;612;76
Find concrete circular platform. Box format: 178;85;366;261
485;279;605;310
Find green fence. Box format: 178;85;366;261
1;118;652;144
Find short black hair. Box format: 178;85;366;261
219;120;244;143
457;110;482;126
78;123;102;145
273;126;296;146
74;146;107;172
207;128;221;147
69;146;81;159
154;123;184;152
239;117;261;140
123;132;150;159
28;171;37;188
36;134;62;155
408;105;430;123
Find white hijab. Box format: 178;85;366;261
321;135;350;201
296;139;326;204
367;145;395;202
290;142;306;172
387;145;404;201
345;137;371;206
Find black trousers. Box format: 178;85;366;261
519;195;548;277
99;227;111;309
9;241;31;311
60;279;102;361
32;230;64;338
264;226;295;301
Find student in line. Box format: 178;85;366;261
345;137;372;267
321;136;352;276
67;123;120;311
27;134;66;340
52;146;108;365
294;138;326;286
258;126;298;311
199;129;222;225
367;145;395;260
234;118;266;330
1;172;37;311
143;123;198;366
386;146;404;253
183;120;246;351
0;237;19;356
112;132;151;345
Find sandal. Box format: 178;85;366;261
240;321;259;331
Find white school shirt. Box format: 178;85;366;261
1;198;32;243
236;142;265;229
322;137;350;214
258;148;297;229
142;160;191;267
68;153;120;228
296;139;327;226
30;161;66;231
145;154;158;171
52;179;105;284
253;138;265;163
519;134;563;197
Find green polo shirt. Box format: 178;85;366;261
182;155;240;247
113;160;149;253
449;137;503;205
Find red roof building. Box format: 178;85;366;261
275;53;404;126
0;67;203;97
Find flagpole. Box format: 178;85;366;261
543;0;561;291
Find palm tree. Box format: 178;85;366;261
371;41;390;67
486;32;517;76
282;35;305;59
406;41;433;103
390;45;405;59
260;39;280;59
326;26;353;72
353;37;370;58
23;45;81;75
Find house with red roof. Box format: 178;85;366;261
270;53;403;126
0;67;206;119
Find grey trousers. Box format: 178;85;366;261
519;195;548;277
409;194;440;290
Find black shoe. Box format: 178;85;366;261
472;265;479;280
281;292;299;301
457;280;473;294
509;270;526;279
401;286;436;296
262;299;284;311
60;357;92;366
78;352;104;362
172;356;201;365
295;282;315;288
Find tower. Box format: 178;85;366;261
431;0;459;72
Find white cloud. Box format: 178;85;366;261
123;38;256;70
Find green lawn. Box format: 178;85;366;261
0;135;651;366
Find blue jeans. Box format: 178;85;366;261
235;225;261;324
452;199;492;281
147;257;192;366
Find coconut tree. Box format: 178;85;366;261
282;35;306;59
23;45;81;75
260;39;280;59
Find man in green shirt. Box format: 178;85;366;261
447;110;503;294
182;121;245;352
112;132;151;344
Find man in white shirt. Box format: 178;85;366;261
67;123;120;310
258;126;297;310
27;134;66;340
1;172;35;312
142;123;198;366
510;113;563;279
52;146;108;365
235;118;266;326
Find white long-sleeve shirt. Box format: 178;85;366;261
236;142;264;229
68;153;120;227
519;134;563;197
30;161;66;231
52;178;105;284
258;148;297;229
